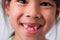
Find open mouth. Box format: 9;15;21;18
19;23;44;34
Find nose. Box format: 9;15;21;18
26;14;41;19
24;2;41;19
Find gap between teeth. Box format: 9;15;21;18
23;24;40;30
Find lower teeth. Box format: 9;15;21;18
22;23;42;31
28;28;34;31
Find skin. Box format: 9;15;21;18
4;0;60;40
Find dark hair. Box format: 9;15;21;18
54;0;60;7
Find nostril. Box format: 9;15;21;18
26;15;40;19
34;16;41;19
26;15;31;17
35;16;39;19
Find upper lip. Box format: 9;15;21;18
20;23;41;25
23;23;39;27
19;23;44;27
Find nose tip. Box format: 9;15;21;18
26;14;41;19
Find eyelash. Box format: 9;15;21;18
18;0;27;4
40;2;52;6
18;0;52;6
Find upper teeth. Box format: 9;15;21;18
23;24;40;30
34;26;38;30
23;24;28;28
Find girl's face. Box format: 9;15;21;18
5;0;59;40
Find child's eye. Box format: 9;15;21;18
18;0;27;4
40;2;52;6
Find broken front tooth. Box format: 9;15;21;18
23;24;28;28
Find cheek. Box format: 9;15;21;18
9;2;24;21
41;9;56;33
9;2;24;29
41;8;56;22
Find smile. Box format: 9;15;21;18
19;23;45;34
